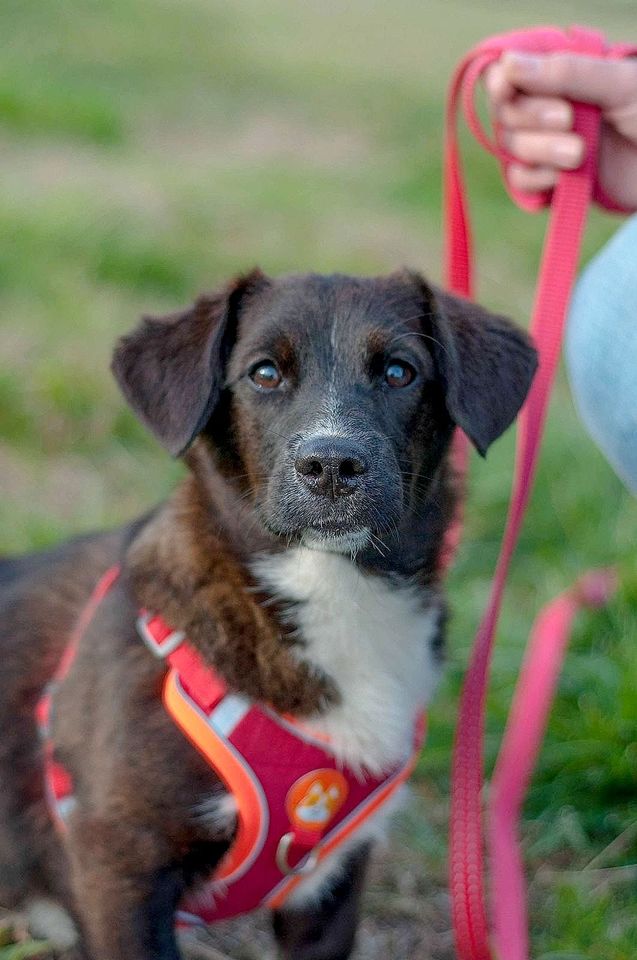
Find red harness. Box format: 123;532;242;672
37;565;425;924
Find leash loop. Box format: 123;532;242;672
443;25;637;960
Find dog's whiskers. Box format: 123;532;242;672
368;532;389;559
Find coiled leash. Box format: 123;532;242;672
443;25;637;960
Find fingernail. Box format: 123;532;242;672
552;139;584;167
542;105;571;126
508;52;542;75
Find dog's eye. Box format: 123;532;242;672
250;361;283;390
385;360;415;388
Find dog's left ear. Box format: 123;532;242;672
112;269;269;456
423;280;538;456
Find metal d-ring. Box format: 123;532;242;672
275;832;319;877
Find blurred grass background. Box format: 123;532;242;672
1;0;636;957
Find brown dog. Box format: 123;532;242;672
0;269;536;959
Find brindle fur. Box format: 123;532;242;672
0;269;537;960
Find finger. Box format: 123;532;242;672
498;95;573;131
507;163;558;194
484;61;517;108
500;51;637;110
502;129;585;169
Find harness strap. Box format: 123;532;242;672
36;564;121;831
443;25;637;960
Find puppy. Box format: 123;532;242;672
0;269;536;960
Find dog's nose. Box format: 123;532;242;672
295;437;368;498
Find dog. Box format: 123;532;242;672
0;268;536;960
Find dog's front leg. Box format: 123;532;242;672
271;844;371;960
65;815;184;960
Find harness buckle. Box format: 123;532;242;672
275;832;319;877
137;613;185;658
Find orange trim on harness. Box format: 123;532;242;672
163;671;267;884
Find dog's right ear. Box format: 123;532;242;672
111;269;269;456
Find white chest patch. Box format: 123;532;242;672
253;548;442;776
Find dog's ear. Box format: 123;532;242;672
399;272;537;456
111;269;269;456
427;283;538;456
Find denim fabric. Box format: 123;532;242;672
566;215;637;494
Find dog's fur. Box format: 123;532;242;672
0;269;537;960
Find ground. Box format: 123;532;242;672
1;0;636;957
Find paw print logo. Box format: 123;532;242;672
286;770;349;831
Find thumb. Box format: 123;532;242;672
501;51;637;109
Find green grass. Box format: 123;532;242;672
1;0;636;956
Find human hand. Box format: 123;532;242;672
486;51;637;211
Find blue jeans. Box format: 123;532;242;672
566;215;637;495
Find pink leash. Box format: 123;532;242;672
443;25;637;960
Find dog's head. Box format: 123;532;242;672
112;270;536;553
